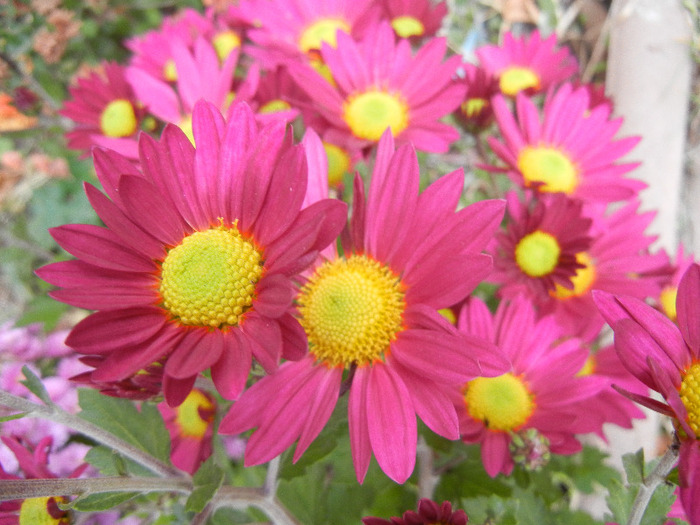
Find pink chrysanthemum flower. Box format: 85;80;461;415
454;62;499;134
362;498;468;525
60;62;144;159
380;0;448;40
488;191;592;298
219;131;509;483
37;101;346;406
476;30;578;97
158;388;216;474
238;0;379;68
455;295;601;477
484;83;645;202
125;36;246;144
594;263;700;442
656;243;695;322
288;23;466;153
251;66;303;125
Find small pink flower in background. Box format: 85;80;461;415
158;388;216;474
37;101;347;408
238;0;379;68
379;0;448;40
250;66;303;125
362;498;467;525
288;23;466;153
656;243;695;322
476;30;578;97
455;295;601;477
220;131;509;484
60;62;144;159
594;263;700;442
483;82;645;203
454;62;499;134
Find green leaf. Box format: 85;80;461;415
20;365;52;405
639;481;675;525
84;445;154;478
185;457;224;513
623;449;646;484
69;491;139;512
78;389;171;465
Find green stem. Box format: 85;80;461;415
212;487;302;525
625;439;680;525
0;390;185;479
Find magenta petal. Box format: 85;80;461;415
279;312;309;361
254;274;295;319
614;319;673;390
348;365;372;483
50;286;155;310
210;330;252;400
165;329;223;379
241;314;282;372
163;374;197;407
481;432;511;477
365;363;416;484
66;307;167;355
50;224;156;273
36;259;153;289
677;264;700;356
92;148;142;207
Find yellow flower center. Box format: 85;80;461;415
343;90;409;142
323;141;351;187
175;389;214;438
499;66;541;97
298;18;350;53
159;222;264;328
576;355;596;377
681;362;700;436
259;99;291;114
309;56;336;86
179;114;195;145
517;145;579;194
465;373;535;431
461;97;487;119
298;255;405;368
391;15;425;38
213;31;241;61
660;285;678;321
99;99;137;138
163;58;177;82
19;497;70;525
438;308;456;325
552;252;596;299
514;230;561;278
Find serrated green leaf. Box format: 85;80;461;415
69;491;139;512
185;457;224;513
640;481;676;525
623;449;646;484
20;365;53;405
78;389;171;465
84;445;154;477
605;478;635;525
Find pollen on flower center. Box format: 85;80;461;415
514;230;561;278
175;389;214;438
323;141;351;187
391;15;425;38
298;17;350;53
159;223;264;329
517;145;579;194
461;97;487;118
343;90;409;142
680;362;700;436
99;99;137;138
465;373;535;431
552;252;595;299
213;31;241;61
660;285;678;321
259;99;291;114
499;66;541;96
297;255;405;368
163;58;177;82
19;496;70;525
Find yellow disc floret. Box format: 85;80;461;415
259;99;292;114
391;16;425;38
514;230;561;278
517;145;579;194
19;497;70;525
298;255;405;368
163;58;177;82
465;373;535;431
175;389;214;438
660;285;678;321
680;362;700;436
461;97;487;119
323;141;351;187
299;18;350;53
499;66;541;97
213;31;241;61
160;222;263;328
343;90;409;142
552;252;596;299
99;99;137;138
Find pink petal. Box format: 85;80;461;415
210;330;252;400
241;313;282;372
279;312;309;361
163;374;197;407
254;274;295;319
481;432;511;477
677;264;700;356
164;329;223;379
348;365;372;483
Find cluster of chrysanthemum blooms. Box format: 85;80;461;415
5;0;699;523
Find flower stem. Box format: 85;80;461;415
625;439;680;525
212;487;302;525
0;390;185;479
0;476;192;500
